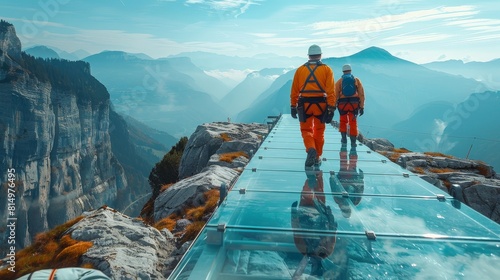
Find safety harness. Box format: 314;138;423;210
298;61;327;121
337;76;360;115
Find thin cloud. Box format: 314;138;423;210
446;18;500;33
248;33;276;38
383;33;452;46
4;17;68;28
253;37;308;47
185;0;262;18
462;33;500;42
375;0;420;5
309;6;478;36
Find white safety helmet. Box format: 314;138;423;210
308;44;322;56
342;64;352;72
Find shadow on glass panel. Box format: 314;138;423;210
291;167;342;279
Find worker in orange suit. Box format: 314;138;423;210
290;44;336;167
334;64;365;147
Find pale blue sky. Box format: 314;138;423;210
1;0;500;63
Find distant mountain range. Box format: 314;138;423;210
82;51;230;138
438;92;500;167
24;45;90;61
24;45;500;172
422;59;500;90
167;51;304;71
221;68;289;118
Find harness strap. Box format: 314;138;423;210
337;97;360;115
299;96;327;120
49;269;58;280
300;62;325;94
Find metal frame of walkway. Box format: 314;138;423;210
168;115;500;280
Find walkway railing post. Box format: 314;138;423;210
219;182;227;206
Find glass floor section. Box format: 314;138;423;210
168;115;500;280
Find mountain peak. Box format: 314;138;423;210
24;45;60;59
351;46;396;60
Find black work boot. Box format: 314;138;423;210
350;135;357;147
305;148;317;167
341;132;347;144
314;157;322;168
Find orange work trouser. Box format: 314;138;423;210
339;111;358;136
300;102;326;157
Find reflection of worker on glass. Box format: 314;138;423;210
329;144;364;218
291;169;337;278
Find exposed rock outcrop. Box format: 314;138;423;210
178;122;268;179
362;137;394;151
154;165;240;221
372;142;500;223
68;207;176;279
155;122;267;221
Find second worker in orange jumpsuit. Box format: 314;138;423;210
334;64;365;147
290;44;336;167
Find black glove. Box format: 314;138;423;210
291;106;297;119
324;106;335;123
359;108;364;116
328;106;336;116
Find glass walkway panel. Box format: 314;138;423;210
168;115;500;280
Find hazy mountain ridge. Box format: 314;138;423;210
168;51;304;70
385;92;500;171
83;51;230;137
24;45;90;61
23;45;60;59
221;67;288;118
422;59;500;89
441;91;500;170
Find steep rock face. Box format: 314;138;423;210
0;22;128;252
0;22;21;64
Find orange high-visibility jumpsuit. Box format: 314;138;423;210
334;75;365;137
291;61;336;158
